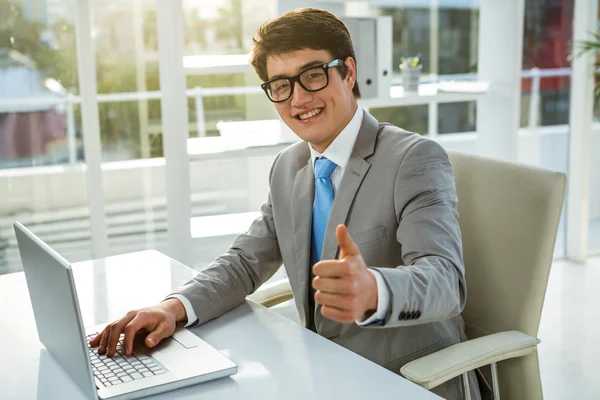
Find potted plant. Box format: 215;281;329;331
400;54;422;93
575;30;600;99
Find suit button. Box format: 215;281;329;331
399;311;406;320
409;311;416;319
416;311;421;319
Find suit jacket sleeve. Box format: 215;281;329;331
167;157;283;327
371;139;466;328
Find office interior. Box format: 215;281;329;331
1;0;599;399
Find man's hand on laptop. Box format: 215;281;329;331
88;298;187;357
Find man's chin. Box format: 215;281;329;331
293;122;327;138
293;128;323;143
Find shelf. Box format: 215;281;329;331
360;81;489;108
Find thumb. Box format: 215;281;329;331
336;224;359;258
145;322;173;348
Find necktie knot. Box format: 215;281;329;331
314;157;337;179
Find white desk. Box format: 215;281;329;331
0;250;440;400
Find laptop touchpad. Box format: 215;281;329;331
171;329;200;349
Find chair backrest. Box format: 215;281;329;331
448;151;566;400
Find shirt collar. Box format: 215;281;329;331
309;106;363;171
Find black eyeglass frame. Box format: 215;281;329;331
260;59;344;103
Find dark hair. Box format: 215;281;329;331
250;8;361;99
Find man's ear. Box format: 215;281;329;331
344;56;357;86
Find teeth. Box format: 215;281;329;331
298;108;322;120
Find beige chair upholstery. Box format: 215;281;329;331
402;151;566;399
249;150;566;400
247;278;293;308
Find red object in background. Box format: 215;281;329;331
0;110;67;159
521;0;572;94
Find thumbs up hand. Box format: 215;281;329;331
312;224;378;324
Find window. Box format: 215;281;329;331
376;2;478;76
183;0;278;141
366;1;479;137
92;1;162;161
521;0;573;128
520;0;575;257
0;0;80;168
0;0;92;274
587;1;600;253
438;102;476;134
369;105;428;134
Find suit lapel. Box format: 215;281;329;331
319;153;371;261
315;110;380;335
292;157;314;322
320;110;379;262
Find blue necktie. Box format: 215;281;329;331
311;157;337;266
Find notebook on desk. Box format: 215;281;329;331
13;221;237;400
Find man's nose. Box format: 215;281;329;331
290;81;313;108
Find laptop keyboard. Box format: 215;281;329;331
86;333;167;388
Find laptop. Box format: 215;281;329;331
14;221;237;399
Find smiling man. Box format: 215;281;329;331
90;8;482;400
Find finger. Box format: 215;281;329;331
105;312;137;357
312;276;354;295
145;321;175;348
105;323;125;357
314;290;353;311
98;326;111;354
89;330;104;347
321;304;354;323
313;260;349;278
336;224;360;258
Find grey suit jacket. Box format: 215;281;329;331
171;110;482;400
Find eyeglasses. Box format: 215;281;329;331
261;59;343;103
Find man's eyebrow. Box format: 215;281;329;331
268;60;327;81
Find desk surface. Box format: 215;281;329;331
0;250;440;400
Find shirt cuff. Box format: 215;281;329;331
356;269;390;326
165;294;198;327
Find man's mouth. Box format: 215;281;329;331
296;108;323;121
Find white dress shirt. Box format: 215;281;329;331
169;106;390;327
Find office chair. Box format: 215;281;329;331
248;150;566;400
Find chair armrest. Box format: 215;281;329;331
400;331;540;390
247;278;293;308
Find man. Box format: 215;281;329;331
90;8;482;400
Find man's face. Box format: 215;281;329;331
265;49;357;153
